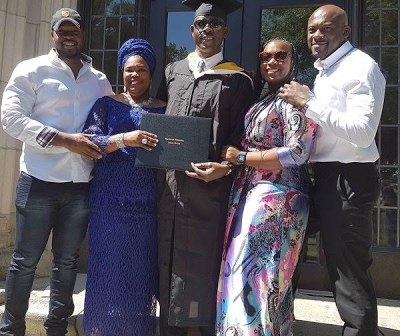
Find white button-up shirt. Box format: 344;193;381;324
188;51;223;78
306;41;386;163
1;49;113;182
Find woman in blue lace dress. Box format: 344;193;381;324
216;39;317;335
82;39;165;336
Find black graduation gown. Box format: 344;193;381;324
157;58;254;328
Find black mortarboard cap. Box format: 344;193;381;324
182;0;242;21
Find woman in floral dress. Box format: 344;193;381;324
216;39;317;336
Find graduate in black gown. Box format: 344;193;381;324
157;1;254;335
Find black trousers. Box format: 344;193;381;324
312;162;380;336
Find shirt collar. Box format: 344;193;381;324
49;48;92;67
49;49;92;77
193;50;224;71
314;41;353;71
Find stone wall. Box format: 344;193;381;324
0;0;77;280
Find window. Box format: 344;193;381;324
87;0;137;93
363;0;400;249
165;12;194;65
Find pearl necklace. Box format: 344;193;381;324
123;92;153;108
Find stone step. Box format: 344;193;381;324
0;274;85;336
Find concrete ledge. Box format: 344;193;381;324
1;275;400;336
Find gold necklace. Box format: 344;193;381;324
123;92;153;107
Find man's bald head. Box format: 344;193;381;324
307;4;350;60
309;5;348;26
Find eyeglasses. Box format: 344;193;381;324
259;51;290;63
193;19;225;31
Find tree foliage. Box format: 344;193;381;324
166;42;189;64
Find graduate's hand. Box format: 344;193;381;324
185;162;230;182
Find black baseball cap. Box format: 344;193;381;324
182;0;242;21
51;8;83;31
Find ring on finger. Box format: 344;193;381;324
141;138;148;145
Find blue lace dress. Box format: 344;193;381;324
82;96;165;336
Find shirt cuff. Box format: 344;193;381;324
36;127;58;148
277;147;295;167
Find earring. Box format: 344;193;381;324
123;86;127;92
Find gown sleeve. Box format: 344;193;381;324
225;74;254;148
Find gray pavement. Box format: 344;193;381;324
0;273;399;335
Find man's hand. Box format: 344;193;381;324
185;162;230;182
278;80;310;108
51;132;102;160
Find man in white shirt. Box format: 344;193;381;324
279;4;385;336
0;8;113;336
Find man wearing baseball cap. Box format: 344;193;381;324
0;8;113;336
51;8;82;31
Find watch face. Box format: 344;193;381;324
237;152;246;164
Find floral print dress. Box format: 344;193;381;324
216;94;317;336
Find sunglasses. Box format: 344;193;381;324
259;51;290;63
193;19;226;31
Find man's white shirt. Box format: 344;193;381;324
1;49;113;182
306;41;386;163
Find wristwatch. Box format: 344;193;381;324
303;91;315;111
236;151;247;165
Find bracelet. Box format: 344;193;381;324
115;133;126;148
221;161;234;176
258;151;262;170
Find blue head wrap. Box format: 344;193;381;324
117;38;156;76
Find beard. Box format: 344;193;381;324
56;45;82;60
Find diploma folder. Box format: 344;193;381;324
135;113;211;171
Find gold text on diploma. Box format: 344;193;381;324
165;137;185;145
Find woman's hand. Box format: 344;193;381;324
185;162;231;182
123;130;158;151
221;145;240;164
